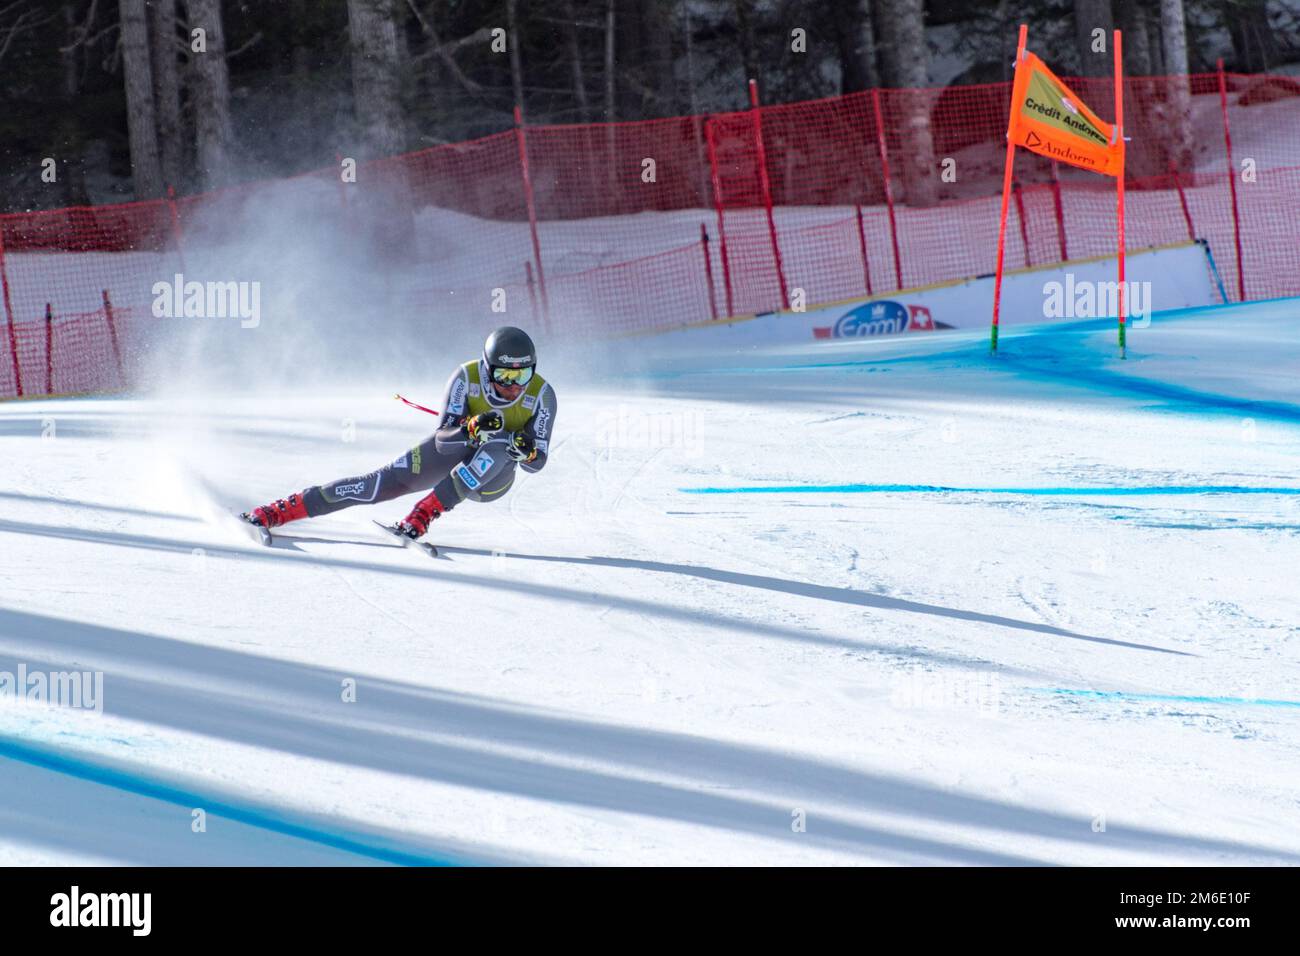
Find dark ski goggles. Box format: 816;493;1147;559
491;365;534;386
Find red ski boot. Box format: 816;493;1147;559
243;492;308;529
396;491;447;539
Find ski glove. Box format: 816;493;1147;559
464;411;504;445
506;431;538;464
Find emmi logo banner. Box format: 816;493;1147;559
50;886;151;937
814;301;944;339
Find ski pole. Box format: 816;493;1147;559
394;393;440;417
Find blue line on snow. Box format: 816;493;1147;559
681;483;1300;496
0;735;461;866
1001;352;1300;425
1027;688;1300;709
647;301;1300;423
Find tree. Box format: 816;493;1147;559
875;0;937;206
605;0;675;118
1073;0;1114;77
1119;3;1151;76
563;0;590;121
1117;3;1158;179
149;0;183;190
118;0;165;199
642;0;677;116
346;0;406;158
837;0;879;93
1162;0;1191;77
506;0;525;114
188;0;234;189
346;0;414;263
58;2;93;206
1161;0;1194;174
604;0;615;120
734;0;757;86
1221;0;1280;72
1146;7;1164;75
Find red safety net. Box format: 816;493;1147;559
3;69;1298;399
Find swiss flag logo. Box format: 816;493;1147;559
907;305;934;330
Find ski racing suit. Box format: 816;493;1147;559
299;360;556;519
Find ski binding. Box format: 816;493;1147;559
372;519;439;557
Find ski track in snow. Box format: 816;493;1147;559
1;300;1298;865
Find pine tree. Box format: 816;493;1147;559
118;0;165;199
346;0;406;158
188;0;234;189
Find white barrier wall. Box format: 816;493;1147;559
651;242;1221;348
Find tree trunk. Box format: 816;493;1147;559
505;0;525;116
874;0;936;206
119;0;165;199
1161;0;1190;75
838;0;878;93
643;0;676;116
60;3;92;206
734;0;757;88
603;0;616;200
1161;0;1194;174
1222;0;1277;72
683;4;707;201
563;0;589;121
1073;0;1114;77
683;3;699;114
188;0;234;189
615;0;652;117
1116;5;1155;178
604;0;615;121
346;0;406;158
1146;12;1164;75
1121;4;1152;76
149;0;183;190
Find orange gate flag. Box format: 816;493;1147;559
991;24;1128;358
1008;51;1123;178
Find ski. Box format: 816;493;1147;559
372;519;439;557
236;512;273;546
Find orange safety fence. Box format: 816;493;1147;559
3;68;1299;398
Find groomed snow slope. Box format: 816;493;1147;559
1;299;1297;865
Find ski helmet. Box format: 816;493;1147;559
483;327;536;388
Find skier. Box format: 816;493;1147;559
242;326;555;540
